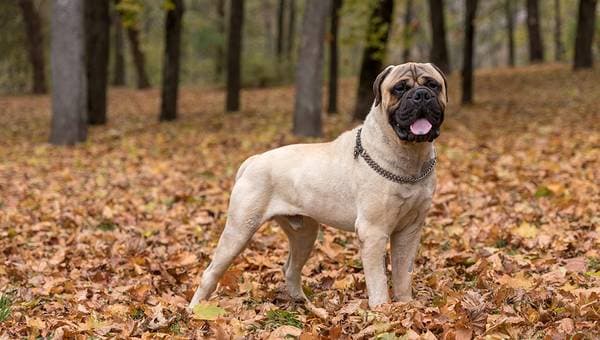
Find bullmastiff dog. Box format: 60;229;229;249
189;62;447;309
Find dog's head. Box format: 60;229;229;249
373;62;448;143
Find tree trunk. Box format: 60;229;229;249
293;0;331;136
327;0;342;114
226;0;244;112
573;0;597;69
352;0;394;121
85;0;110;125
505;0;515;67
461;0;478;105
428;0;450;74
554;0;564;62
18;0;47;94
160;0;184;121
50;0;87;145
526;0;544;63
276;0;285;59
215;0;226;82
127;27;150;89
112;1;126;86
262;2;275;56
286;0;296;57
402;0;414;62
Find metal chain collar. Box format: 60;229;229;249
353;128;437;184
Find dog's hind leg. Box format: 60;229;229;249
275;216;319;301
189;179;266;309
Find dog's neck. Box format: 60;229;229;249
361;105;434;178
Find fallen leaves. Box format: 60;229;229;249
192;303;227;321
0;65;599;338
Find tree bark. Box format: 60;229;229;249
112;0;126;86
553;0;564;62
215;0;226;82
18;0;47;94
352;0;394;121
160;0;184;121
276;0;285;59
327;0;342;114
127;27;150;89
262;1;275;56
428;0;450;74
293;0;331;136
505;0;515;67
573;0;597;69
226;0;244;112
461;0;478;105
286;0;296;57
402;0;414;62
85;0;110;125
526;0;544;63
50;0;87;145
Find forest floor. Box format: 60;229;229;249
0;64;598;339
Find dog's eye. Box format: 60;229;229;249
392;84;408;95
426;81;440;91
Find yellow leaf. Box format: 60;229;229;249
192;303;226;320
512;222;538;238
498;272;534;290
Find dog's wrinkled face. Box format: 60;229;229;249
374;63;448;143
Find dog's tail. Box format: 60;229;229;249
235;155;259;182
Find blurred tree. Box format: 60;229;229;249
276;0;285;60
112;0;126;86
50;0;87;145
160;0;184;121
429;0;450;74
505;0;515;67
286;0;296;58
116;0;150;88
328;0;342;114
573;0;597;69
402;0;414;62
85;0;110;125
18;0;47;94
293;0;331;136
526;0;544;62
226;0;244;112
215;0;226;82
262;1;275;56
554;0;564;62
127;29;150;88
462;0;478;104
353;0;394;121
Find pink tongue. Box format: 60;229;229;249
410;118;432;135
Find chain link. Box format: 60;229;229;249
353;128;436;184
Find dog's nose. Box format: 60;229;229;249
410;88;432;104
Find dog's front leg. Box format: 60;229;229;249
356;226;390;308
390;219;424;302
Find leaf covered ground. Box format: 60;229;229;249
0;65;598;339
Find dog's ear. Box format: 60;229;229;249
373;65;394;107
429;63;448;103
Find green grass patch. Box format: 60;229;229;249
264;309;303;329
96;219;117;231
587;257;600;271
534;185;553;198
0;294;12;322
130;307;145;320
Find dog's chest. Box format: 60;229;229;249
358;176;435;229
393;180;434;211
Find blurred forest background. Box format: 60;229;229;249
0;0;598;142
1;0;599;92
